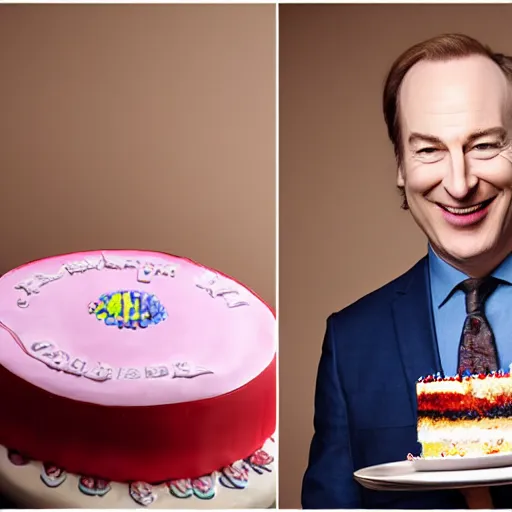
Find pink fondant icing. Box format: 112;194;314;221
0;250;276;406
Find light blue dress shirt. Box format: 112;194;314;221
429;246;512;376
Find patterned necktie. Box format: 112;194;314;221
457;277;500;375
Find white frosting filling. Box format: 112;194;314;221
471;378;512;399
417;380;467;394
418;425;512;443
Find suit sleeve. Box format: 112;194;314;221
301;315;361;509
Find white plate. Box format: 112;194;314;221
354;460;512;492
413;453;512;472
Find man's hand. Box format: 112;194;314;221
461;487;493;509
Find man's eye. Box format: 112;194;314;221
417;147;438;154
474;143;500;151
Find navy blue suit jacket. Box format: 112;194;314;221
302;256;512;509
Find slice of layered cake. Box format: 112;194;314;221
417;371;512;458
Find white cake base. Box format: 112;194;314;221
0;438;276;509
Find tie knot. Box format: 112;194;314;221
458;277;500;314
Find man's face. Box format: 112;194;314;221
398;55;512;274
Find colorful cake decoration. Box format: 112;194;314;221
129;481;157;506
417;369;511;383
219;462;250;490
78;476;112;497
40;463;67;488
168;475;216;500
168;478;194;499
244;449;274;475
4;441;275;507
88;291;167;330
190;475;216;500
7;449;30;466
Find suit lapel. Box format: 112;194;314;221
392;256;443;413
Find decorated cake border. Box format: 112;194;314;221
417;370;512;383
0;436;276;508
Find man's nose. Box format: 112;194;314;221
442;150;478;200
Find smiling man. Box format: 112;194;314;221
302;34;512;509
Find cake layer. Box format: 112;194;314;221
417;374;512;417
417;379;469;396
418;374;512;399
0;250;276;406
420;439;512;458
418;418;512;458
0;351;276;483
418;417;512;441
417;392;512;418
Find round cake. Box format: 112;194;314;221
0;250;276;507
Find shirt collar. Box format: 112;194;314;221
428;245;512;308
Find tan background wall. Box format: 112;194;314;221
279;4;512;508
0;4;275;308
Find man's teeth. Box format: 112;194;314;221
443;204;484;215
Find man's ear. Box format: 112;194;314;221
397;166;405;187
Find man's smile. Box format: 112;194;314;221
436;196;497;216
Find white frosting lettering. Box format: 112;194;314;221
63;256;105;275
67;357;88;376
103;254;139;270
15;272;65;308
117;367;142;380
46;349;71;370
30;343;70;370
31;341;53;352
196;271;249;308
171;362;214;379
137;262;177;283
145;365;170;378
27;342;213;381
85;363;113;382
15;253;180;308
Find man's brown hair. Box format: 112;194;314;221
382;33;512;209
